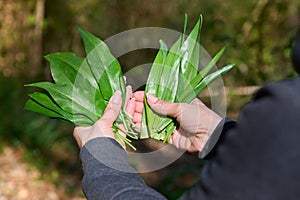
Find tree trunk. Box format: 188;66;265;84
30;0;45;78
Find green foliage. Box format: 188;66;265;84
0;76;68;150
25;28;138;149
1;1;300;198
141;15;235;142
25;18;235;148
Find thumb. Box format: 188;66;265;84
146;93;181;118
100;91;122;125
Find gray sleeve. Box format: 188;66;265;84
80;137;167;200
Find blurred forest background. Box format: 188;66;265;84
0;0;299;199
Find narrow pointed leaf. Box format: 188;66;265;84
199;47;226;80
195;64;235;94
26;82;99;122
25;99;66;119
78;28;125;102
28;92;72;119
45;52;98;89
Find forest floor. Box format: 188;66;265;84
0;146;85;200
0;108;242;199
0;142;203;200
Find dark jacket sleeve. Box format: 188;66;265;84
80;137;167;200
179;77;300;200
199;117;237;159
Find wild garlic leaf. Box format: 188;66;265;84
78;28;125;102
26;82;99;123
25;92;94;126
25;28;137;148
45;52;105;117
25;97;67;120
27;92;72;119
79;28;138;142
45;52;98;89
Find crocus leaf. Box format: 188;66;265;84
141;40;168;138
142;15;235;142
176;15;202;103
199;46;226;80
195;64;235;94
179;15;202;84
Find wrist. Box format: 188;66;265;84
198;117;225;158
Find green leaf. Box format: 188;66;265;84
176;15;202;103
25;99;66;120
78;27;125;102
45;52;106;117
141;40;168;138
142;15;235;143
179;15;202;84
28;92;71;119
45;52;98;89
25;28;137;148
199;46;226;78
26;82;99;123
146;40;168;95
194;64;235;94
78;28;138;141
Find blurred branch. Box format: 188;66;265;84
200;86;261;97
240;0;273;41
29;0;45;77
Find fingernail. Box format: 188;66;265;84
126;85;132;91
112;91;122;104
147;93;158;103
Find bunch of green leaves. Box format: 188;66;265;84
24;28;137;149
141;15;235;142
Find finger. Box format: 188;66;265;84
191;98;201;105
126;98;135;117
191;98;206;107
100;91;122;126
171;130;181;149
73;127;82;148
135;101;144;113
117;123;127;138
132;112;142;123
187;143;199;153
133;91;144;102
136;122;141;128
146;93;182;118
125;85;133;107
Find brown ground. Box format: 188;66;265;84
0;142;203;200
0;146;85;200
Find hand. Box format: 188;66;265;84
73;86;136;149
126;90;144;128
146;93;222;153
